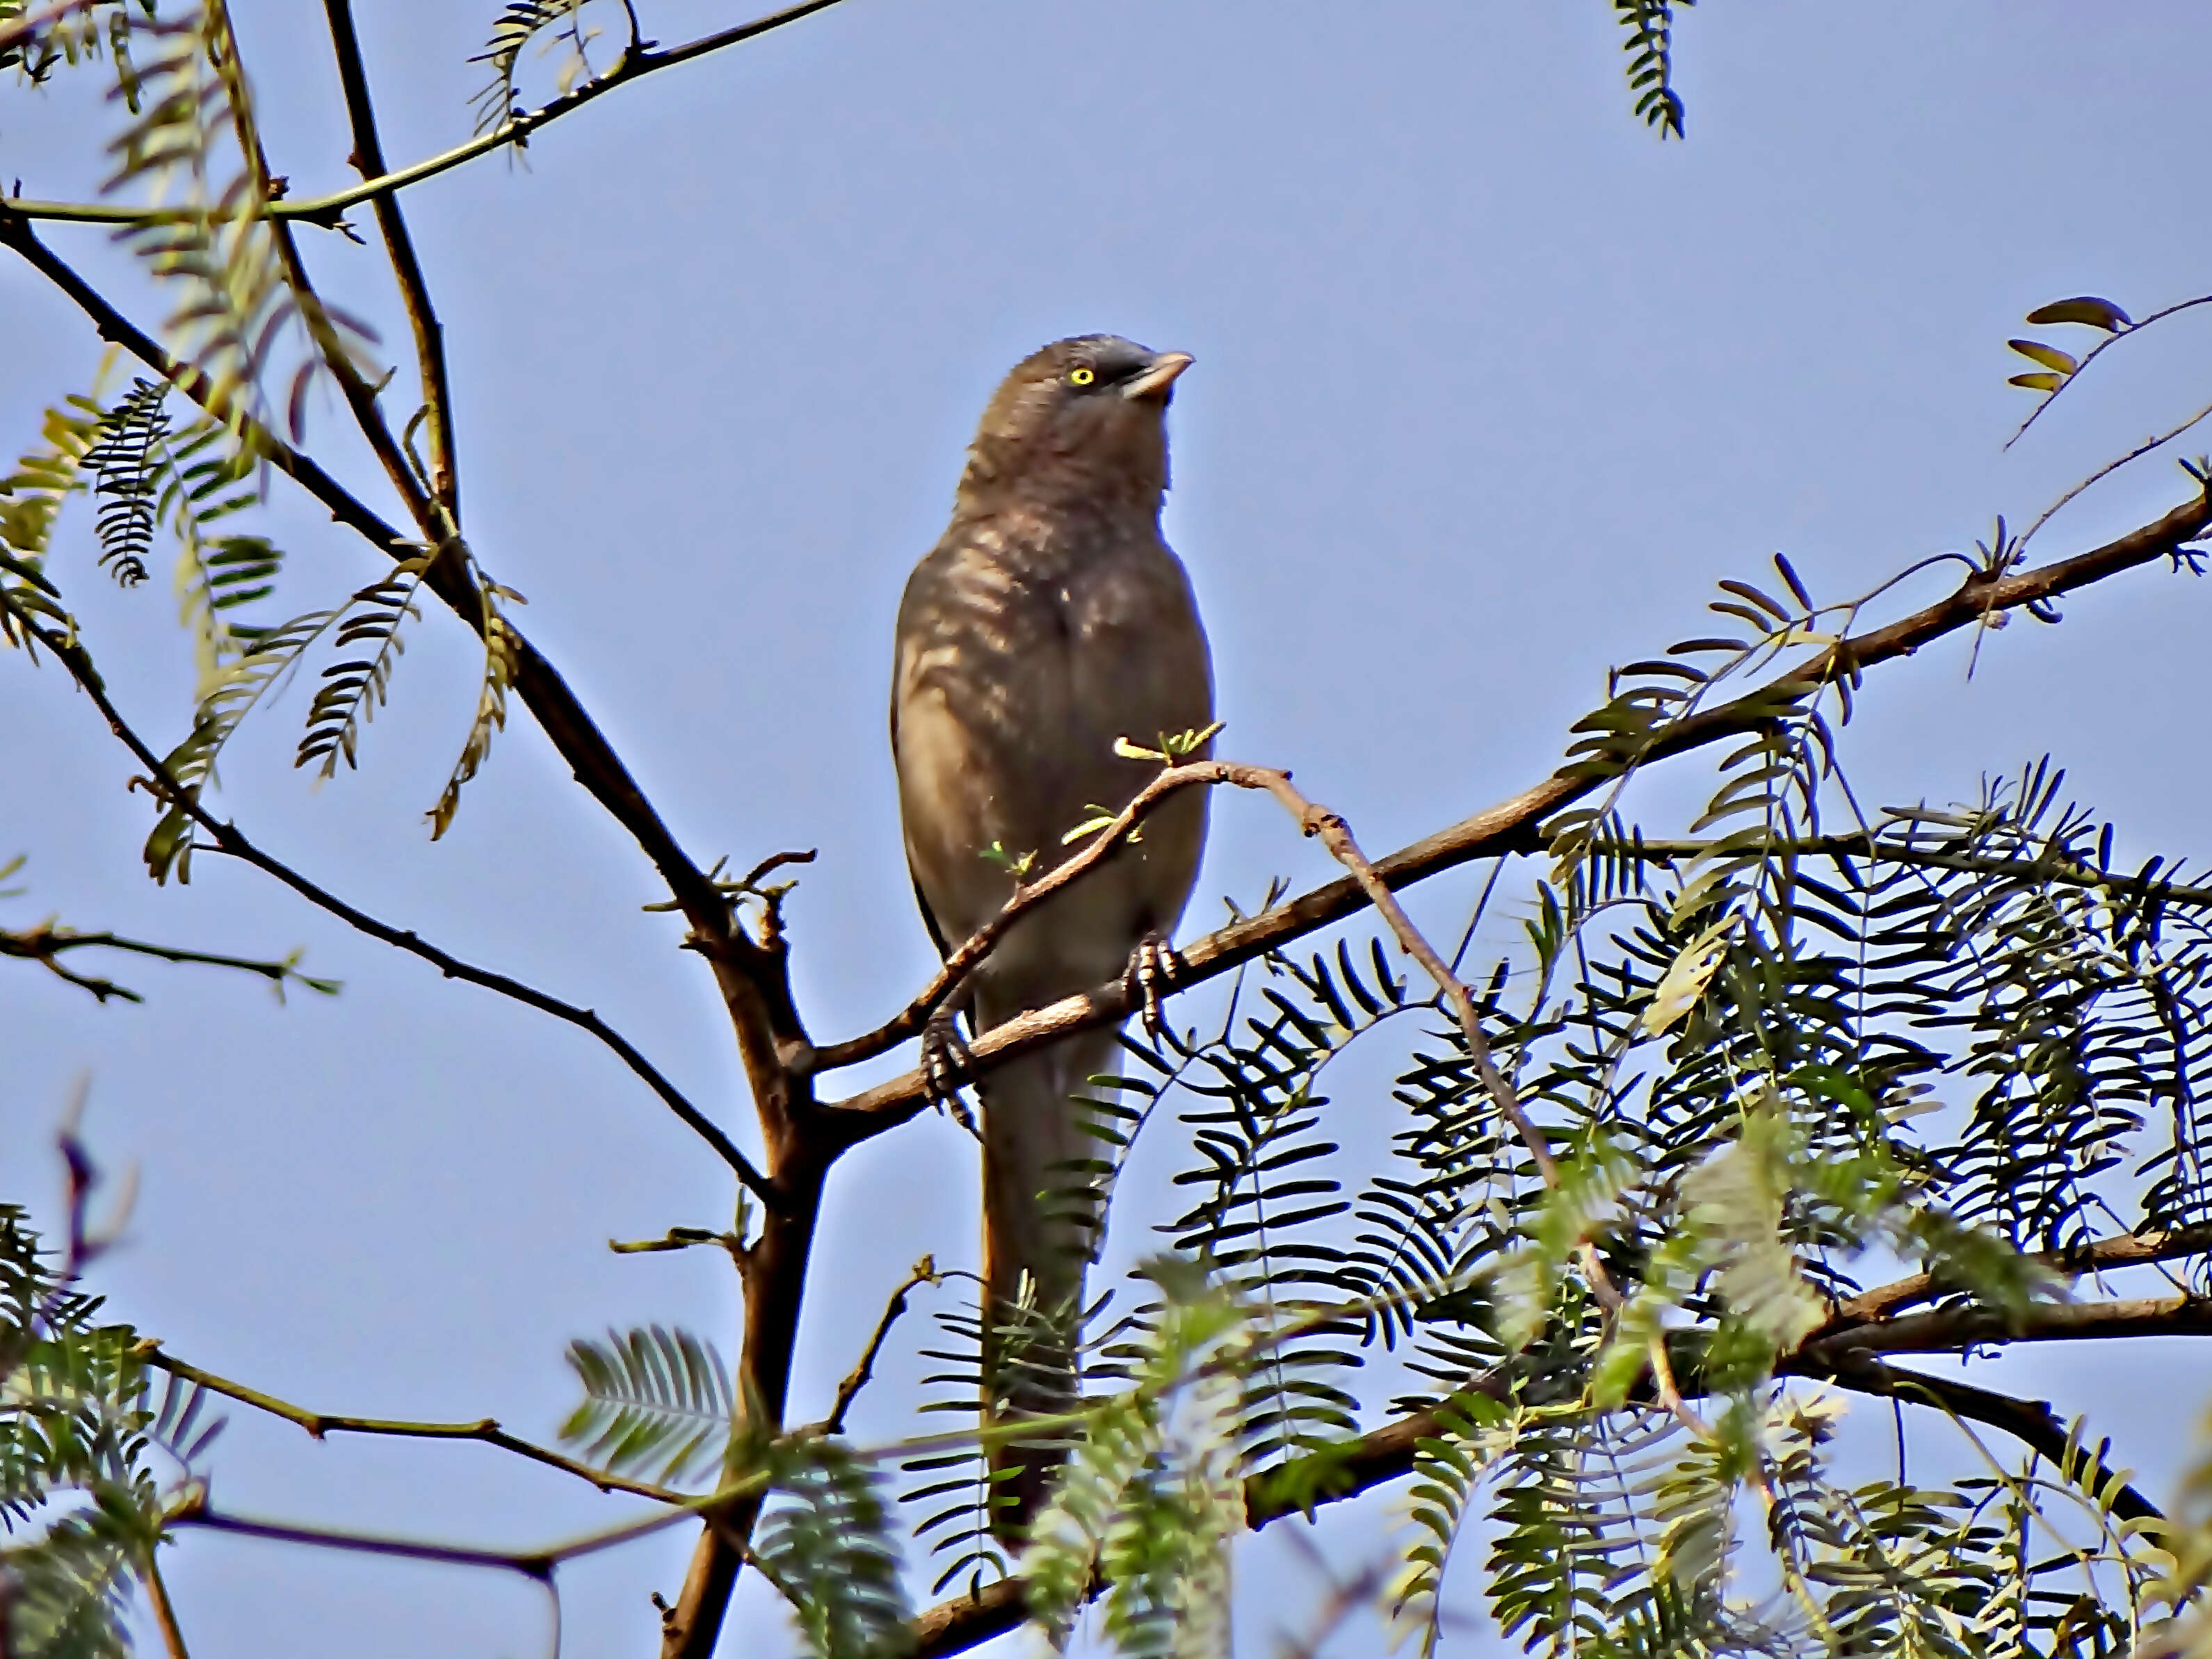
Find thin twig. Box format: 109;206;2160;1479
1;0;855;229
807;765;1227;1076
320;0;458;517
141;1345;682;1503
140;1548;192;1659
3;595;775;1205
1;922;333;1004
165;1461;777;1577
1593;832;2212;909
2006;291;2212;449
816;1255;938;1437
0;218;752;961
2015;394;2212;556
170;1500;554;1580
214;16;442;548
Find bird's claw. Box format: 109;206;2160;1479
921;1007;980;1140
1124;931;1183;1042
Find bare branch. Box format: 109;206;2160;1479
1802;1292;2212;1361
1814;1353;2162;1525
0;216;752;961
814;1254;938;1437
1817;1226;2212;1334
168;1497;555;1580
321;0;459;517
141;1551;192;1659
807;765;1226;1076
1;0;855;229
1;594;775;1206
142;1347;680;1504
166;1458;775;1578
2016;394;2212;556
1;921;335;1004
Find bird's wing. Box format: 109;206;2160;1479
890;687;955;962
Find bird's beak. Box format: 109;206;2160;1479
1122;351;1194;400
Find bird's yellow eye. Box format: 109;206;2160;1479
1068;366;1096;387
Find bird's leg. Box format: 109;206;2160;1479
921;1003;981;1140
1124;930;1185;1042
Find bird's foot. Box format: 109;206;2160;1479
921;1006;980;1140
1124;930;1184;1043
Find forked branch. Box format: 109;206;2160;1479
821;487;2212;1131
2;596;774;1204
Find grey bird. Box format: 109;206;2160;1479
891;334;1213;1526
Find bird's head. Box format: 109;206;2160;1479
956;334;1193;517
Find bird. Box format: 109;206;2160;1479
891;334;1214;1529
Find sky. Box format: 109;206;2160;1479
6;1;2212;1653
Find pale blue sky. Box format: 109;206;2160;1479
7;3;2212;1653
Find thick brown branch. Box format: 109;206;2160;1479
1812;1354;2162;1524
5;598;774;1204
1799;1293;2212;1361
143;1348;679;1504
1816;1227;2212;1336
823;488;2212;1131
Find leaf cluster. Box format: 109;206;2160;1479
0;1205;222;1659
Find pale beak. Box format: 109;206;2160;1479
1122;351;1194;400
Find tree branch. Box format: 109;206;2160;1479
907;1398;1462;1658
0;921;334;1005
321;0;459;518
168;1500;555;1580
909;1283;2212;1659
2006;291;2212;450
1816;1226;2212;1336
812;1254;937;1437
1813;1353;2162;1525
1597;833;2212;910
806;763;1228;1076
1799;1293;2212;1362
142;1347;680;1504
1;0;855;229
821;485;2212;1131
140;1549;192;1659
3;596;775;1206
0;214;753;964
165;1459;775;1576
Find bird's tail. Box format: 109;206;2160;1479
977;1020;1121;1538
